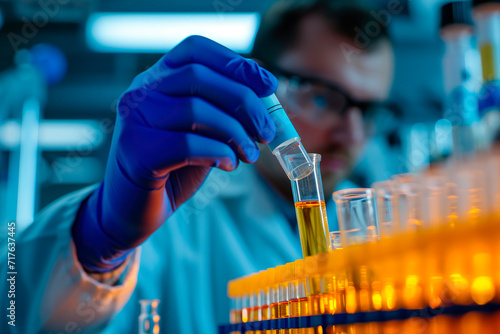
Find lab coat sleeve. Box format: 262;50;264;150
1;185;141;334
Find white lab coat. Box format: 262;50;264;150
1;163;353;334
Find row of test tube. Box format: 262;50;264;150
338;149;500;247
226;148;500;333
227;225;500;334
227;221;500;333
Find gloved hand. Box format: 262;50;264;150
72;36;278;273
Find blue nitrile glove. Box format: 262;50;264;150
72;36;278;273
479;81;500;116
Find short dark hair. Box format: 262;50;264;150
251;0;390;66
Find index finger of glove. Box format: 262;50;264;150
158;35;278;98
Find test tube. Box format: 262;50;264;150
322;254;338;316
256;271;267;334
275;265;288;334
485;151;500;215
304;254;327;317
267;268;279;334
288;260;307;326
391;176;427;309
372;180;399;238
440;1;483;155
392;176;423;232
333;188;379;247
448;161;487;223
291;153;330;257
417;173;448;227
472;0;500;82
138;299;160;334
241;280;251;325
446;181;460;226
261;94;313;181
261;270;273;334
248;274;259;334
473;0;500;143
394;169;447;232
329;231;342;250
293;259;309;318
286;263;299;334
228;280;243;334
228;280;238;325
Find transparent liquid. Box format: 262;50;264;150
295;201;330;257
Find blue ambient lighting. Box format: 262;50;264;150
86;13;260;53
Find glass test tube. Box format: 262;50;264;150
285;264;295;334
228;280;240;325
372;180;399;238
447;161;487;223
261;270;273;334
248;274;259;334
256;271;267;334
139;299;160;334
444;243;473;306
268;268;279;334
473;0;500;142
333;187;381;334
440;1;483;155
485;150;500;215
369;182;402;311
304;255;326;319
333;188;379;247
329;231;342;250
241;284;250;325
391;174;423;232
391;174;429;309
473;1;500;82
292;259;309;317
276;265;289;334
420;174;448;227
395;171;449;228
291;153;330;257
286;263;299;334
323;252;339;316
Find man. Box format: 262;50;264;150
1;0;394;333
252;0;393;205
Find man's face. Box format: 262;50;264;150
274;14;394;194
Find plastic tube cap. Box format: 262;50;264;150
273;137;314;181
276;265;286;285
267;268;276;286
258;270;267;291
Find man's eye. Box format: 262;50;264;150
313;95;327;108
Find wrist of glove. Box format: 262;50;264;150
72;161;173;273
72;183;135;273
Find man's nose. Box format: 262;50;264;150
328;107;366;145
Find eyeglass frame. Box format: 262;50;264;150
265;65;401;133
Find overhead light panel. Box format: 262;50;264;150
86;12;260;54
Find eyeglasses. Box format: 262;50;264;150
269;67;400;133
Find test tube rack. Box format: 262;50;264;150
220;213;500;334
220;144;500;334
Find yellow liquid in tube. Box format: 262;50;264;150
295;201;330;257
481;44;497;81
278;301;289;334
270;303;279;334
